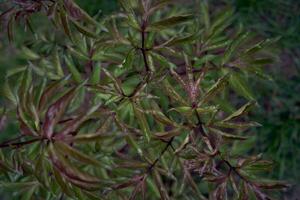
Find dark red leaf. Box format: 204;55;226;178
42;87;76;139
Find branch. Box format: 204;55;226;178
222;158;251;185
147;137;174;173
0;138;42;149
140;20;150;72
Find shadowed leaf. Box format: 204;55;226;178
54;141;102;167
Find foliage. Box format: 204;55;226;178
75;0;118;15
0;0;288;199
252;77;300;182
233;0;300;50
230;0;300;183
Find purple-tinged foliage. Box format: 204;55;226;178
0;0;288;199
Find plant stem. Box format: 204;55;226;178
141;20;150;72
0;138;41;149
147;137;174;173
222;158;251;184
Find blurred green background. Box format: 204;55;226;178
0;0;299;198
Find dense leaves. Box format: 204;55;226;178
0;0;288;199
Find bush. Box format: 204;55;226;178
230;0;300;183
0;0;288;199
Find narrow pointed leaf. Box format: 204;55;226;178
58;103;102;136
148;14;193;30
48;143;101;184
54;141;102;167
42;87;78;139
223;101;256;122
154;128;182;140
20;47;40;60
198;74;229;106
90;63;101;85
133;103;151;142
71;20;98;38
65;56;83;83
229;72;255;100
38;75;70;111
52;166;74;197
209;128;248;140
60;10;73;41
214;121;261;129
222;32;250;65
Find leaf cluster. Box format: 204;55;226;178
0;0;288;199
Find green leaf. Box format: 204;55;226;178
141;107;178;127
102;68;124;95
71;118;112;143
21;185;37;200
0;182;38;189
164;34;197;47
250;58;273;65
126;13;140;30
114;116;143;157
246;66;273;81
52;166;74;197
162;79;188;106
7;16;14;42
133;102;151;142
198;74;229;106
223;101;256;121
82;190;105;200
123;49;136;68
154;128;182;140
196;106;219;114
18;68;32;103
209;128;248;140
54;141;102;167
18;68;35;128
237;181;248;200
203;40;231;51
68;46;90;61
34;154;50;188
48;143;101;184
153;170;170;200
148;14;193;30
73;133;111;143
71;20;98;38
119;0;134;12
60;9;73;41
1;79;17;105
53;48;64;77
214;121;261;129
90;63;101;85
42;85;81;138
194;54;218;68
200;0;210;30
169;106;217;116
243;160;273;172
38;75;70;111
169;106;192;114
222;32;250;65
64;0;100;26
65;56;83;83
229;72;255;100
148;0;173;15
151;52;176;69
253;180;289;190
20;47;40;60
58;102;102;136
210;9;233;34
6;66;27;77
244;36;281;55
